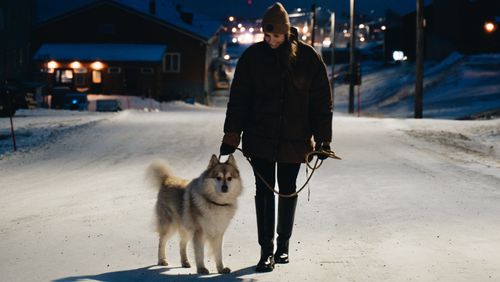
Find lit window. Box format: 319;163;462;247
56;69;74;83
163;53;180;73
92;70;102;84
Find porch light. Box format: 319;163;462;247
484;21;496;33
47;60;58;69
70;61;82;69
91;61;104;70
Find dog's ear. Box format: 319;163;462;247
226;154;237;166
209;154;219;168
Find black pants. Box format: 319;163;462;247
251;158;301;198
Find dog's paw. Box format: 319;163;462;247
181;260;191;268
197;267;209;274
158;259;168;266
218;267;231;274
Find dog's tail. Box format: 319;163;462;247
146;159;173;190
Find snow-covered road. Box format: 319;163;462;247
1;108;499;282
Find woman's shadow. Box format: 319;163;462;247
52;265;258;282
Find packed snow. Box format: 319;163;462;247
1;104;499;281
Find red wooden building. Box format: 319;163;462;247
32;0;222;105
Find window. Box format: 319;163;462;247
141;67;154;74
163;53;180;73
107;67;121;74
92;70;102;84
55;69;74;84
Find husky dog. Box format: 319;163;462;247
147;154;243;274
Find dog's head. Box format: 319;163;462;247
203;154;243;200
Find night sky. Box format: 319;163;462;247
174;0;433;20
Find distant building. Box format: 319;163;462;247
32;0;222;105
385;0;500;61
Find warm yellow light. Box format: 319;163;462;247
91;61;104;70
249;27;254;33
231;27;237;33
70;61;82;69
228;16;235;22
47;60;58;69
484;22;496;33
302;25;309;34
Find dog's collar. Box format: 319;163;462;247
202;194;232;207
191;190;232;208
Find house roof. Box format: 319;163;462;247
33;43;168;62
35;0;221;41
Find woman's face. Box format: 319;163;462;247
264;32;285;49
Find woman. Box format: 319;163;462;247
220;2;332;272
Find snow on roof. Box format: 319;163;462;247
35;0;221;41
33;43;167;62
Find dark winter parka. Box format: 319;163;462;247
223;29;333;163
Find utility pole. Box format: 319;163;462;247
415;0;424;118
311;4;316;47
330;12;336;102
348;0;356;114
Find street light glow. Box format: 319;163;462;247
484;21;496;33
228;16;235;22
393;51;407;61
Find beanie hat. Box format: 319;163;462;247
261;2;290;35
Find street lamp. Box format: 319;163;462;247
348;0;356;114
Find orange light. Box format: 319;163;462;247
70;61;82;69
47;60;58;69
91;61;104;70
484;22;496;33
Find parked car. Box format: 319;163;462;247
96;99;121;112
63;93;88;111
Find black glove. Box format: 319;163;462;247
315;143;331;160
220;143;236;156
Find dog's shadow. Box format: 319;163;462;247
52;265;258;282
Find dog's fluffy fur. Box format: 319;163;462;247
146;154;243;274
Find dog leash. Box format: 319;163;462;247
219;147;341;199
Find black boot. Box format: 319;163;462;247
255;195;275;272
274;196;298;264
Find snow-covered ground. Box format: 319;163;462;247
1;105;499;281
